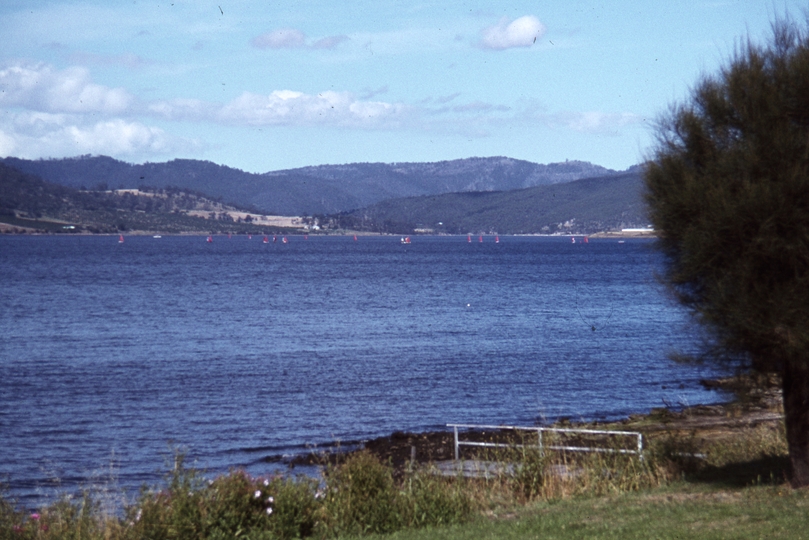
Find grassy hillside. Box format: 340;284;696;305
0;163;299;234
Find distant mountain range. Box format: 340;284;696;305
0;155;649;235
0;155;625;216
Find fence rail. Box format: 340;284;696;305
446;423;643;461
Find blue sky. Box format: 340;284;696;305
0;1;801;173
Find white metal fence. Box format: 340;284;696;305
447;423;643;461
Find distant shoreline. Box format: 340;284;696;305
0;225;656;238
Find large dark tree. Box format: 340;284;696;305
645;18;809;487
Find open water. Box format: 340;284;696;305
0;235;727;508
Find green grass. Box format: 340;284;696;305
355;485;809;540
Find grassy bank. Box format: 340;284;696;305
355;484;809;540
1;387;795;539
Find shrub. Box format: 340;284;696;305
399;473;474;528
319;451;401;536
259;475;320;540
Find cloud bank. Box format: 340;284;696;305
0;62;192;159
0;63;132;114
0;60;640;163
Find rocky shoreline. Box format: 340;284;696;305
288;375;784;476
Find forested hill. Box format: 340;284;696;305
0;163;296;234
0;155;622;216
331;169;648;236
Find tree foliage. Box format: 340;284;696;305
646;18;809;370
644;17;809;486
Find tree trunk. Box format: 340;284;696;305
782;361;809;487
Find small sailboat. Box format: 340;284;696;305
353;234;358;242
571;237;576;244
263;236;269;244
273;235;277;243
304;234;309;240
207;235;213;243
248;234;252;240
118;234;124;243
282;236;288;244
401;236;411;244
478;235;483;243
495;236;500;243
467;235;472;243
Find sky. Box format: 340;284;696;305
0;1;803;173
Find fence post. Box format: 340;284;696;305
637;433;644;461
453;425;459;461
538;428;544;456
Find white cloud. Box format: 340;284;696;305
148;98;210;121
250;28;307;49
59;120;169;155
311;35;350;49
0;112;188;159
0;129;17;156
217;90;408;128
452;101;510;113
480;15;545;50
0;62;133;114
558;111;642;134
250;28;348;50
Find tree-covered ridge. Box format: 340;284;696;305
0;163;296;234
328;169;647;235
1;160;646;235
0;155;625;216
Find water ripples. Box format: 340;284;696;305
0;235;726;508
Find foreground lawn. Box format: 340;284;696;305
359;484;809;540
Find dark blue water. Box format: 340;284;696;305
0;235;725;507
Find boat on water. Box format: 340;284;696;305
206;236;213;243
401;236;411;244
118;235;124;243
153;235;162;239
